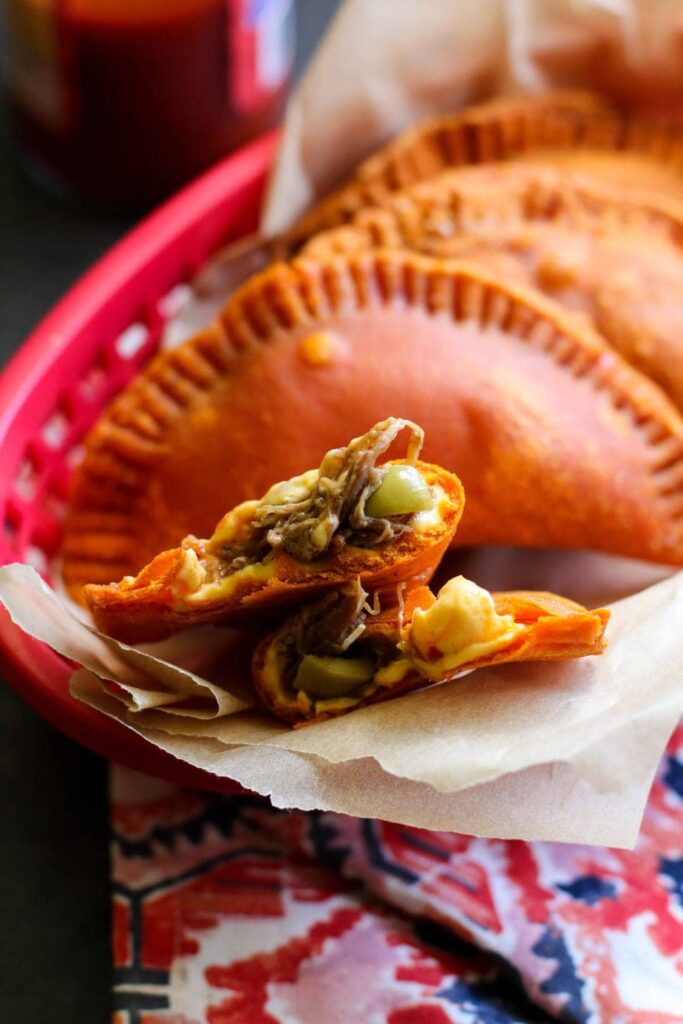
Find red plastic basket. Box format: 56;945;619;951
0;131;279;790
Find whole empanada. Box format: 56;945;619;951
62;251;683;595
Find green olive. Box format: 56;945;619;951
294;654;376;698
365;465;433;519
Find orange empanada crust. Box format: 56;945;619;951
301;163;683;408
63;251;683;598
251;586;609;725
288;90;683;244
83;458;464;644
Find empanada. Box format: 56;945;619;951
252;576;609;724
83;419;464;643
63;252;683;597
290;91;683;243
302;163;683;407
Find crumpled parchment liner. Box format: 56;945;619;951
2;560;683;846
0;565;251;719
71;670;676;847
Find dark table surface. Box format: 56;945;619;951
0;2;338;1019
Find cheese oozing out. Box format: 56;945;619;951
404;576;525;680
283;574;526;712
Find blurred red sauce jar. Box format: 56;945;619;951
5;0;294;205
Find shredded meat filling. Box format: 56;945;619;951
292;577;369;657
220;417;425;570
282;578;401;679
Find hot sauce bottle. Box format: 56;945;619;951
5;0;295;205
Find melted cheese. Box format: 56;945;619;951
184;559;275;604
261;469;319;507
171;547;206;597
404;576;524;680
374;657;412;687
411;482;446;533
209;499;260;548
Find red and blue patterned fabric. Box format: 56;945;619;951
111;723;683;1024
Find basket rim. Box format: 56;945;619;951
0;131;279;790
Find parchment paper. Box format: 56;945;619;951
1;555;682;846
3;0;683;847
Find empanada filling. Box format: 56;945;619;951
398;577;525;680
260;576;524;717
206;417;435;573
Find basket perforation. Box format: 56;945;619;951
3;499;22;559
6;313;169;587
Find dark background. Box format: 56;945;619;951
0;2;338;1019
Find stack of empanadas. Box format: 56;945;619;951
302;164;683;407
287;90;683;241
82;419;609;724
63;89;683;616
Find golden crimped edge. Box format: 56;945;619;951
301;162;683;261
288;90;683;243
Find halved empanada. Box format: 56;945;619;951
302;163;683;407
63;252;683;596
83;419;464;643
290;91;683;242
252;576;610;724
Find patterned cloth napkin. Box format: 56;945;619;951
111;724;683;1024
